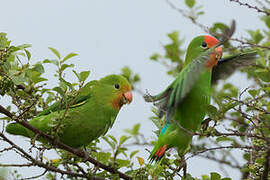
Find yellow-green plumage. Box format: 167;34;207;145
6;74;132;148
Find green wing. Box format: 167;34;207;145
37;80;98;116
211;51;257;85
144;51;211;120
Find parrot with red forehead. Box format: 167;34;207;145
6;74;133;148
145;33;257;162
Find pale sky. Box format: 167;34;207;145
0;0;265;179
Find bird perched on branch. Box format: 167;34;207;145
6;74;133;148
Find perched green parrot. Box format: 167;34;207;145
144;35;257;162
6;74;133;148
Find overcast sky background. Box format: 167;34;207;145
0;0;265;179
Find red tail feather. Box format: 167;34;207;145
150;145;167;163
158;145;167;157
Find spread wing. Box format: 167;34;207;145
144;51;211;122
211;51;257;85
37;81;98;116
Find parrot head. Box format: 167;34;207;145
184;35;223;67
99;74;133;110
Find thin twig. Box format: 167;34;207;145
19;170;47;180
0;104;132;180
229;0;270;16
0;133;96;179
196;154;241;169
186;145;254;161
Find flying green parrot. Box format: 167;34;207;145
6;74;133;148
144;35;257;162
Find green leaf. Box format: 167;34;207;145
221;101;239;113
30;71;48;84
48;47;61;59
121;66;132;79
102;136;116;149
168;31;179;43
261;16;270;29
62;53;78;63
210;172;221;180
116;159;130;168
12;73;26;85
130;150;139;159
125;123;140;136
247;29;264;44
248;89;259;98
185;0;195;8
72;70;80;80
16;44;31;50
197;11;204;15
52;87;66;100
133;74;140;82
96;152;111;162
0;33;11;49
206;105;218;119
150;53;161;61
119;135;131;146
60;64;74;72
132;123;140;135
33;63;45;73
59;77;74;90
263;87;270;93
216;137;233;142
79;70;90;82
43;59;59;66
210;23;229;35
24;49;31;60
255;69;270;82
107;135;117;144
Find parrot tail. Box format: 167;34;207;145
6;123;29;137
149;145;167;163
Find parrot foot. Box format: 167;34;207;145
143;94;154;102
179;156;187;178
143;90;155;102
73;148;90;161
51;137;62;148
201;118;212;132
183;160;187;178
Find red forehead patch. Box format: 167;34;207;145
204;35;219;48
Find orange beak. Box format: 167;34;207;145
123;91;133;104
214;46;223;60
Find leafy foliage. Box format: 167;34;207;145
0;1;270;180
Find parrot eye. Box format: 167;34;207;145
114;83;120;89
201;41;208;49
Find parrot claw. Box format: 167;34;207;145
143;94;152;102
201;118;212;132
143;93;155;102
143;89;155;102
73;148;90;161
177;155;187;178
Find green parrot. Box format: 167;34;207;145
6;74;133;148
144;35;257;162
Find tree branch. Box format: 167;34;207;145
0;133;100;179
229;0;270;16
0;104;132;180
